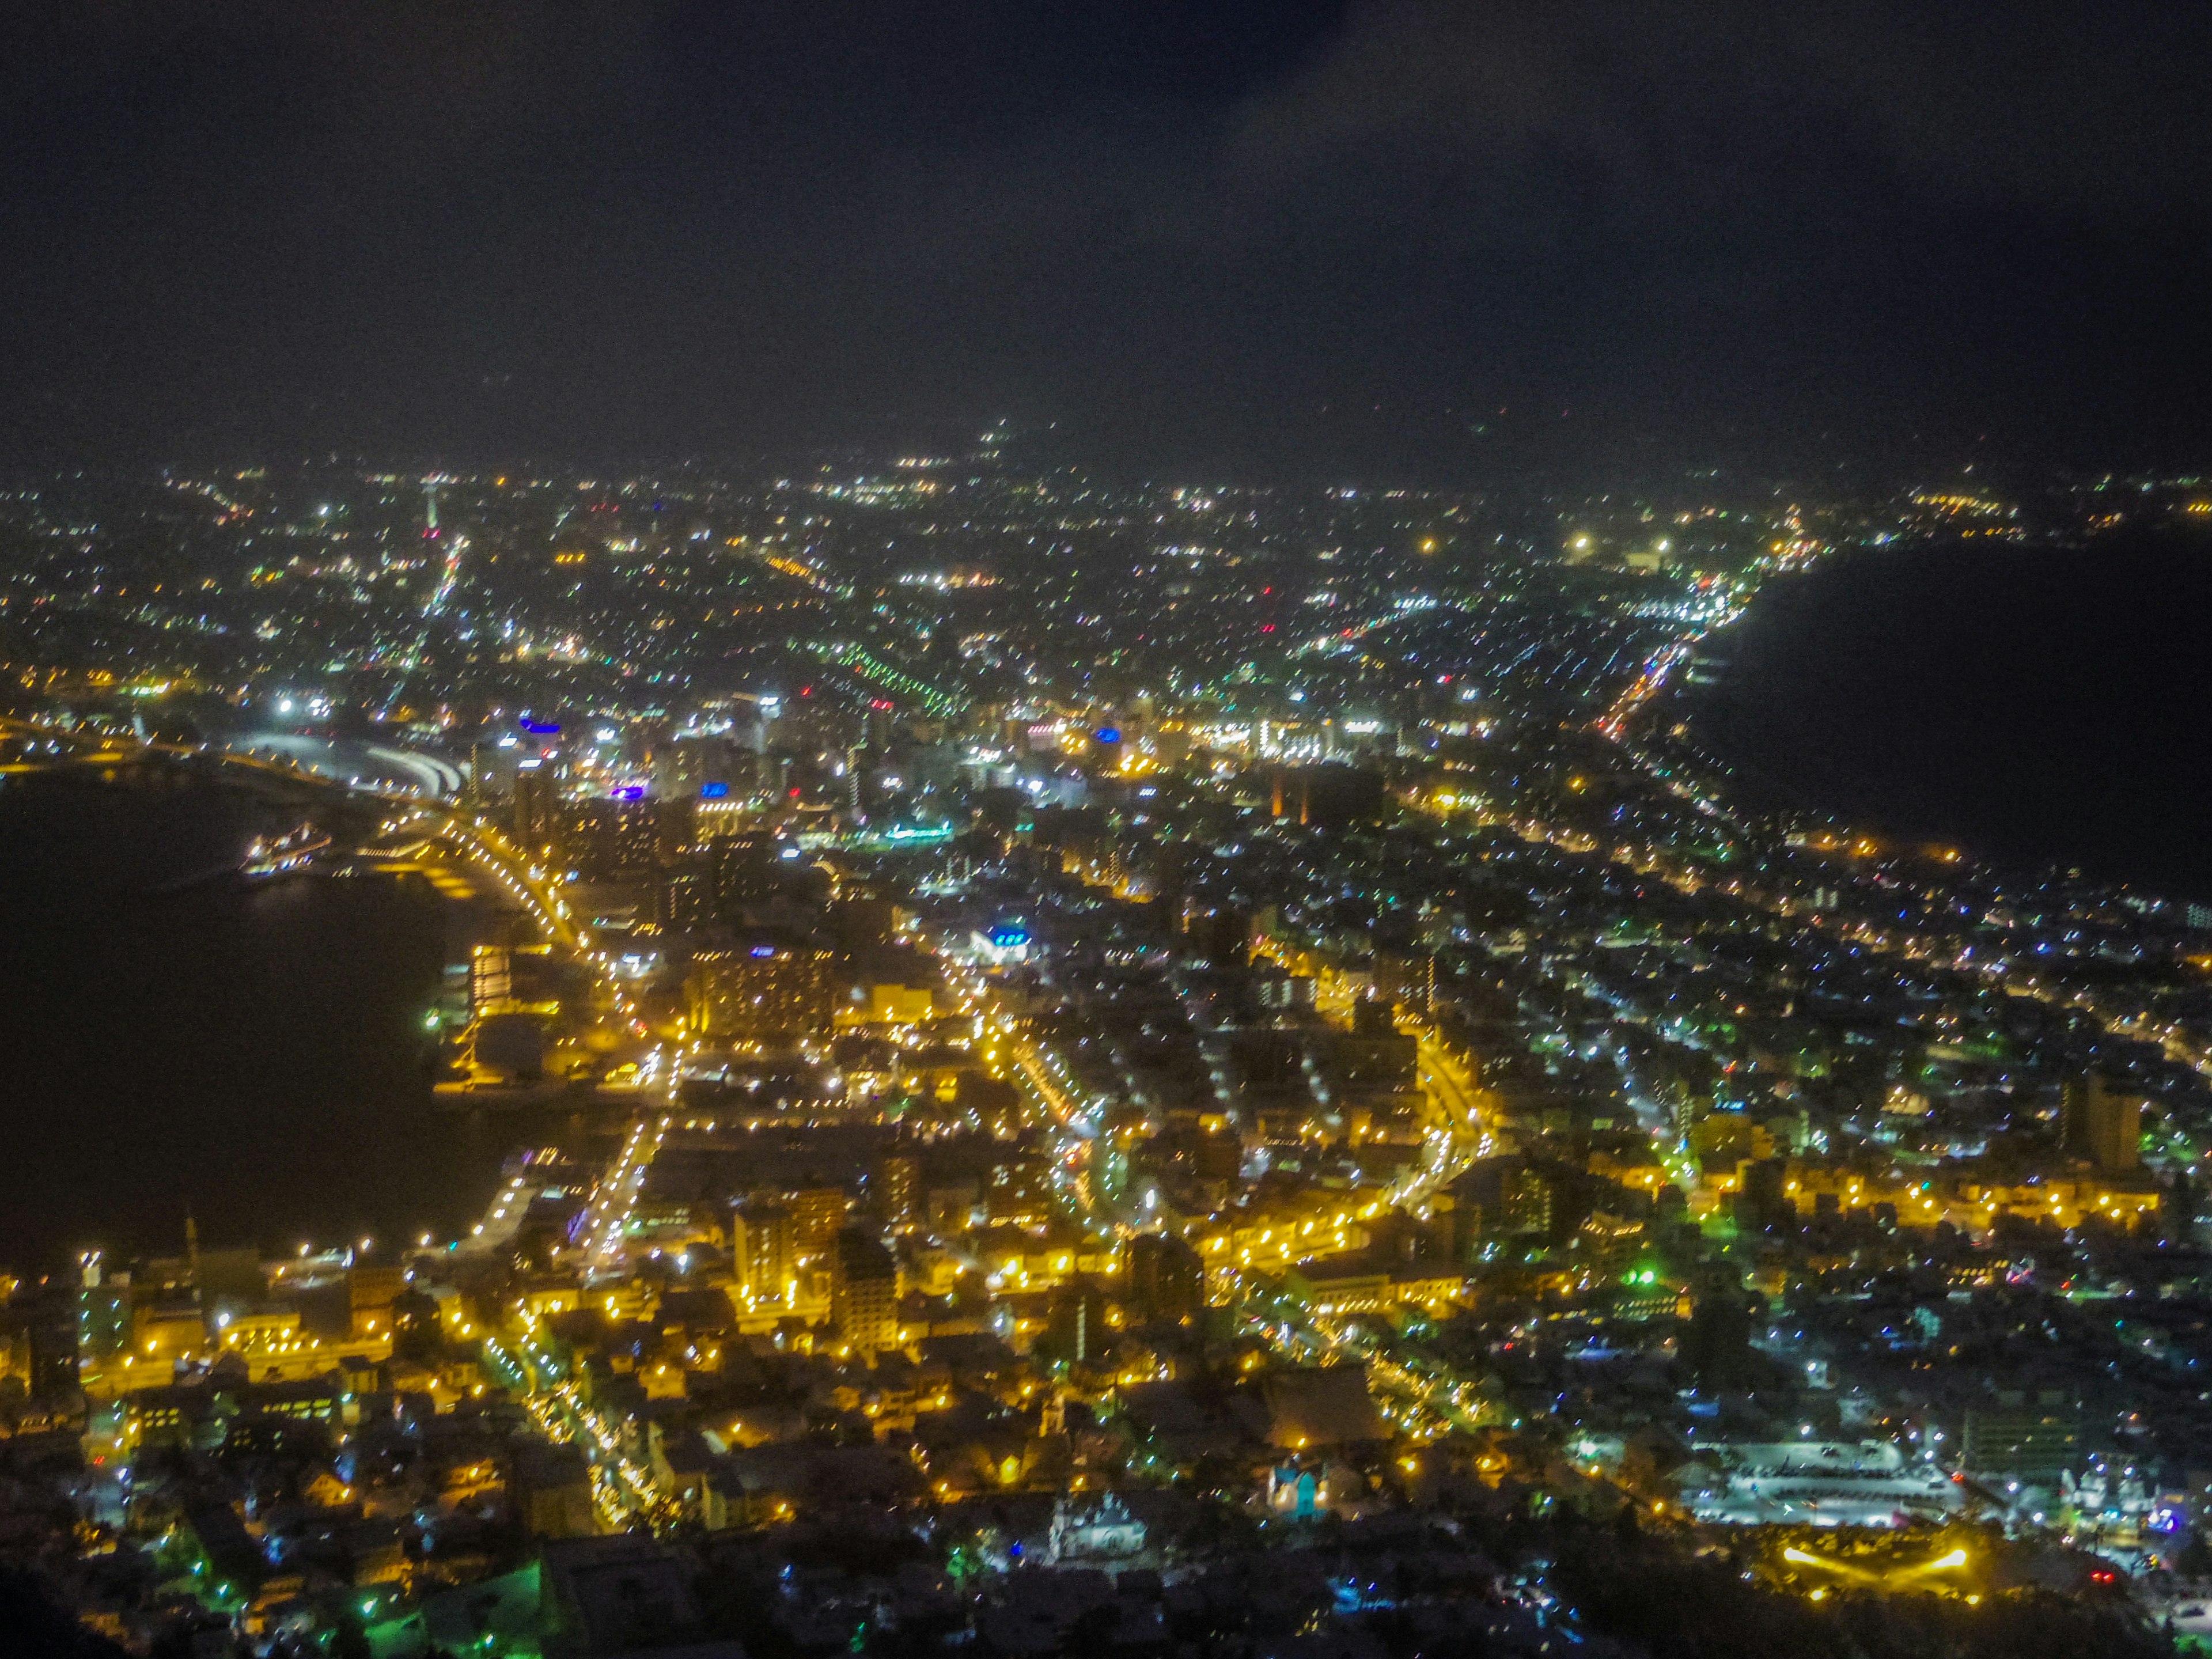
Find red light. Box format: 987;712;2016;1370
1261;624;1275;633
789;787;801;798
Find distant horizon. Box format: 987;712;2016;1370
3;436;2202;503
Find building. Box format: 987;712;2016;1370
470;944;516;1014
2063;1073;2144;1174
555;798;691;880
875;1154;919;1229
653;734;753;801
1249;967;1317;1014
17;1279;81;1398
1281;1253;1467;1317
1047;1279;1110;1363
510;1441;599;1539
1122;1232;1204;1325
77;1252;132;1370
787;1188;849;1256
1504;1166;1555;1237
686;941;845;1046
830;1228;901;1356
969;922;1033;965
513;762;558;854
1963;1394;2081;1481
859;984;934;1025
1260;1366;1385;1449
1455;1157;1555;1245
731;1203;793;1303
703;832;786;915
1047;1492;1146;1562
540;1536;708;1652
349;1265;407;1342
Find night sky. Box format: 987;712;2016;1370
3;2;2209;477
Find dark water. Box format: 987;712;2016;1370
1682;526;2212;901
0;771;511;1272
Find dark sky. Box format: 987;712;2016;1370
3;1;2208;478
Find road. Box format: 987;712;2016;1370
483;1320;679;1531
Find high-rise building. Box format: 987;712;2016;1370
555;799;692;880
653;734;752;801
656;866;713;931
787;1188;850;1257
1963;1393;2081;1480
1682;1270;1755;1389
685;941;845;1046
1454;1157;1554;1244
20;1279;80;1398
1121;1233;1204;1325
76;1252;131;1370
731;1203;793;1303
1504;1168;1555;1238
875;1155;920;1230
2063;1073;2144;1173
513;763;557;855
830;1228;900;1356
1048;1279;1111;1363
704;834;785;914
1736;1158;1791;1233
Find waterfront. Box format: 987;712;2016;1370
0;771;509;1270
1680;529;2212;902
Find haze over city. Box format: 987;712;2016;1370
5;2;2212;474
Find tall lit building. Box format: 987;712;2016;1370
556;798;692;879
1963;1393;2081;1480
705;834;785;913
513;763;557;855
875;1154;919;1230
787;1187;850;1257
685;940;844;1046
732;1202;793;1303
1121;1232;1203;1325
76;1251;132;1371
830;1228;900;1357
2063;1073;2144;1173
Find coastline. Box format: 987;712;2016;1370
1669;532;2212;902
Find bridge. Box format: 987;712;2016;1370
223;733;465;797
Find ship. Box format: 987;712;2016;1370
241;820;332;878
